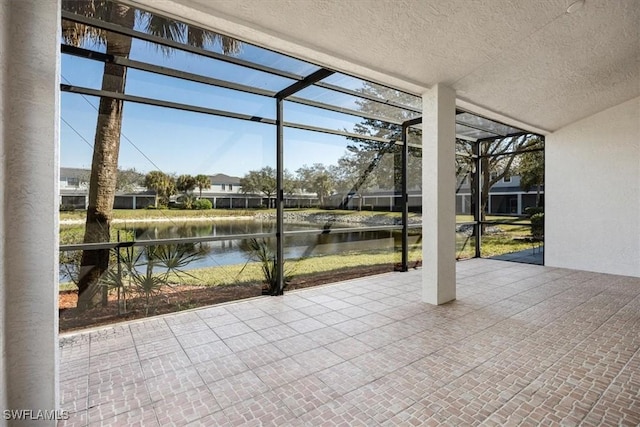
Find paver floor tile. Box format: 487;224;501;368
58;260;640;426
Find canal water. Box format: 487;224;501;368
125;220;400;269
60;219;417;281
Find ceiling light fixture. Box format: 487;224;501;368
566;0;585;14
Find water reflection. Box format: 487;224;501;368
126;220;399;268
60;220;420;282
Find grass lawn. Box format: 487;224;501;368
59;247;422;291
171;248;422;287
60;208;260;222
455;217;537;258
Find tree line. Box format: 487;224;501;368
143;172;212;208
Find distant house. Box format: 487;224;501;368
59;168;254;210
60;167;542;214
208;173;242;194
59;167;89;209
455;174;544;216
59;167;89;189
59;167;154;210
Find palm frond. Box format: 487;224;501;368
139;12;184;54
186;27;213;48
138;9;241;55
61;0;111;47
154;243;205;273
218;34;242;55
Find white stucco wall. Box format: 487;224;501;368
546;96;640;277
422;85;457;304
1;0;60;423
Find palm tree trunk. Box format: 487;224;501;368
77;4;135;309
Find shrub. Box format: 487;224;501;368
193;199;212;210
524;206;544;216
531;213;544;239
59;204;76;212
239;238;293;295
99;243;205;315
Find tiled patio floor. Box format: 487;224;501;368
59;259;640;426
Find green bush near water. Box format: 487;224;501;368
193;199;212;210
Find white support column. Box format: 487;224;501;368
1;0;60;421
517;193;522;215
422;84;456;305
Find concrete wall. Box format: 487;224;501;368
546;96;640;277
1;0;60;424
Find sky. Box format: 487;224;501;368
60;35;384;178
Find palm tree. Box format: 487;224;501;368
176;174;196;195
176;174;196;208
194;174;211;198
62;0;241;308
144;171;176;207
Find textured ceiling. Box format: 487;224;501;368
131;0;640;132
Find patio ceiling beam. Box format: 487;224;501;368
276;68;335;100
403;116;423;127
